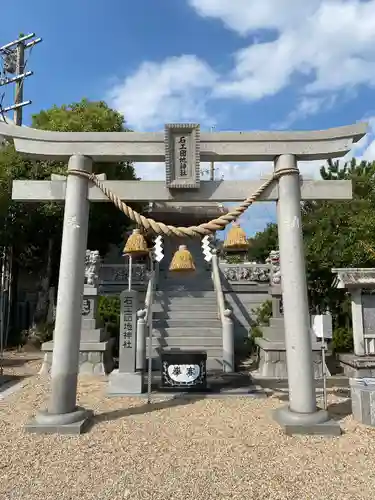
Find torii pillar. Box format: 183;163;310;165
0;120;367;435
273;154;335;434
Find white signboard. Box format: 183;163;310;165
311;314;333;340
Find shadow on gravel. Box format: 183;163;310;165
327;398;352;421
0;356;41;368
90;395;206;428
0;374;26;394
273;387;350;403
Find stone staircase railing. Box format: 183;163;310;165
98;258;279;291
136;268;156;371
220;262;271;284
211;250;234;372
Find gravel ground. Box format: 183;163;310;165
0;356;375;500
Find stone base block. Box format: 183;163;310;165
40;339;115;376
349;378;375;427
107;370;144;396
81;327;107;343
255;339;324;378
0;375;11;386
339;353;375;378
168;386;267;399
25;407;93;435
273;405;341;436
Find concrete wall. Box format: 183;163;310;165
224;284;271;347
158;237;212;291
159;237;209;271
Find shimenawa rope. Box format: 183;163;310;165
67;167;299;237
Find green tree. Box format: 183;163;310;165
0;99;141;337
247;223;278;262
302;158;375;325
246;157;375;331
32;99;126;133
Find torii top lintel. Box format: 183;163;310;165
0;121;367;163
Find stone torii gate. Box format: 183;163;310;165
0;121;366;435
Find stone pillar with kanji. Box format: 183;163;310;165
107;289;144;395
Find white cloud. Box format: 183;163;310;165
357;116;375;161
188;0;320;35
135;159;325;182
106;1;375;132
189;0;375;102
201;161;272;181
106;55;217;130
134;162;165;180
106;0;374;204
274;95;337;129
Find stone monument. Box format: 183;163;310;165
40;250;115;376
332;268;375;377
332;268;375;428
255;250;323;378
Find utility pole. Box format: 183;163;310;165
0;33;42;378
0;32;42;124
210;125;215;181
14;40;25;125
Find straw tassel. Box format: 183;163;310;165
123;228;149;256
223;222;249;252
169;245;196;272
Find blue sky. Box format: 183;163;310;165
2;0;375;237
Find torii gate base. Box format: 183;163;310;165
1;120;366;436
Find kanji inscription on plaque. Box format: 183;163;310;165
165;123;200;189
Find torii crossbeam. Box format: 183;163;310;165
0;120;367;436
12;178;352;202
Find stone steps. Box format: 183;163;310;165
155;300;218;308
155;301;218;309
159;275;213;292
147;346;224;358
153;303;218;311
155;291;216;299
151;327;222;337
153;319;222;328
151;283;222;370
153;310;219;320
161;287;214;293
147;336;222;347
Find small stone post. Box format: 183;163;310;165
26;154;93;434
273;154;339;435
350;289;366;356
222;308;234;373
136;309;147;371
